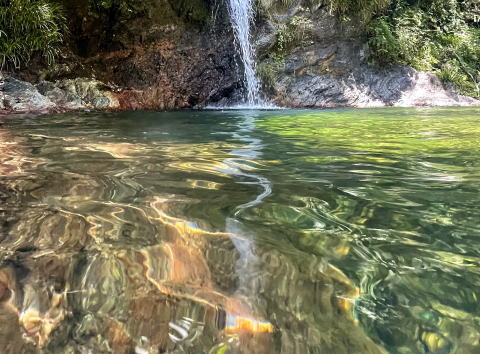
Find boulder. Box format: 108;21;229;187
0;77;54;113
0;76;123;115
37;78;120;110
273;55;480;108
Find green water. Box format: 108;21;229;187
0;108;479;353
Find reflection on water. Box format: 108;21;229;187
0;108;479;353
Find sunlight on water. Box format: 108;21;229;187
0;108;479;353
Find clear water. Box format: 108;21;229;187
227;0;263;106
0;108;479;354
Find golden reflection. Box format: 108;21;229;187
136;196;273;334
81;142;149;159
19;290;66;348
0;129;387;353
187;179;222;190
225;315;274;334
0;131;37;176
0;261;69;350
147;196;234;239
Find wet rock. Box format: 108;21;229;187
272;55;479;108
3;32;238;113
35;81;85;110
255;7;480;108
79;30;239;110
0;76;123;115
0;77;55;114
9;0;240;112
37;78;120;110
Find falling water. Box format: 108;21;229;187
227;0;264;106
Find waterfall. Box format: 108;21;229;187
227;0;264;107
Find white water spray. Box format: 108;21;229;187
227;0;264;106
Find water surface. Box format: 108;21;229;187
0;108;479;353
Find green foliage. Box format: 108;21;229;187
87;0;210;24
367;0;480;98
0;0;66;69
88;0;149;19
258;0;391;17
257;56;285;90
367;18;401;65
436;28;480;97
461;0;480;25
272;14;314;56
317;0;392;20
258;0;391;21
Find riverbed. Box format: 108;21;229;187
0;108;479;353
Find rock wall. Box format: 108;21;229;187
1;0;241;114
254;4;479;108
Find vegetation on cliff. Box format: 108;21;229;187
259;0;479;99
0;0;212;66
0;0;65;69
367;0;480;98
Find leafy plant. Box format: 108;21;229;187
259;0;392;20
367;18;401;65
367;0;480;98
0;0;66;69
257;56;285;90
321;0;392;20
272;14;314;56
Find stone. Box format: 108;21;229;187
1;77;54;113
254;6;480;108
65;78;115;109
272;58;480;108
37;78;120;110
36;81;85;110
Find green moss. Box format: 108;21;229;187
169;0;211;24
258;56;285;90
258;0;391;21
271;14;314;56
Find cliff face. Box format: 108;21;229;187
254;4;479;108
64;0;240;109
1;0;478;114
3;0;241;112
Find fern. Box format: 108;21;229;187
0;0;66;69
